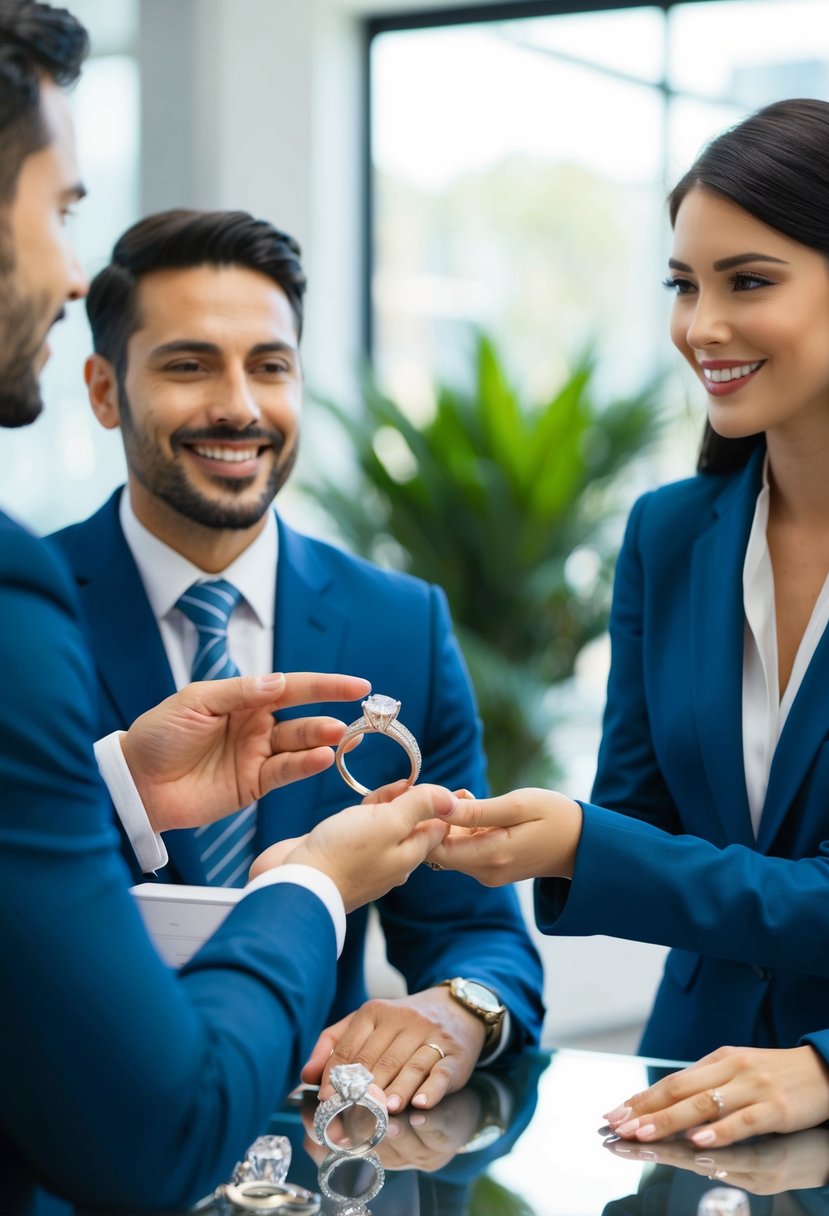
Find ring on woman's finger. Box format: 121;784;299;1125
709;1089;726;1117
423;1042;446;1060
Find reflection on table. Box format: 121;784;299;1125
16;1049;829;1215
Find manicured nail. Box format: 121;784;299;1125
386;1121;400;1138
410;1114;426;1126
257;672;285;689
617;1118;640;1136
412;1093;428;1107
604;1105;632;1125
636;1124;657;1141
386;1095;401;1113
691;1129;716;1147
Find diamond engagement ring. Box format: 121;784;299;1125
313;1063;389;1155
335;695;422;797
318;1150;385;1206
710;1089;726;1116
217;1180;321;1212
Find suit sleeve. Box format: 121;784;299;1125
377;585;544;1050
535;799;829;976
538;493;685;924
0;524;337;1211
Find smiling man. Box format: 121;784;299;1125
49;208;544;1113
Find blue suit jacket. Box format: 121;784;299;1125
535;450;829;1069
49;491;543;1047
0;509;348;1213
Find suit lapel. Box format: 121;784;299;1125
256;518;349;840
758;616;829;852
691;455;763;847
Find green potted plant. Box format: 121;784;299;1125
303;334;661;792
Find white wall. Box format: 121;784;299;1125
137;0;668;1047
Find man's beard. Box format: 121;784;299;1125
0;225;47;428
119;382;296;530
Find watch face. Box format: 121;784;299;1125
456;979;501;1014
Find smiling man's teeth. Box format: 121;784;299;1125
193;445;259;462
703;361;763;384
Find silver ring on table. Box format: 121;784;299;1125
335;694;422;797
218;1180;321;1212
313;1063;389;1155
317;1150;385;1205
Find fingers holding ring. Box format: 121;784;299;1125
709;1089;726;1117
423;1042;446;1061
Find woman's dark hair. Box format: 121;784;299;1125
668;98;829;474
0;1;88;202
86;209;307;377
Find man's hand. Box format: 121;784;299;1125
276;783;456;912
301;986;486;1114
121;671;370;833
427;788;583;884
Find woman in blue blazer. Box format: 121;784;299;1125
429;98;829;1147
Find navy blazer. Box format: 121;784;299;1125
535;450;829;1070
0;509;346;1212
50;491;544;1047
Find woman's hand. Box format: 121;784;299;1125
425;787;583;884
604;1045;829;1148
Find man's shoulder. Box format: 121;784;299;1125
281;520;437;606
0;508;73;595
48;490;123;579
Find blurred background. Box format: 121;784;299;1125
6;0;828;1050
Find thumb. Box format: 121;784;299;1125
183;672;287;716
385;784;457;838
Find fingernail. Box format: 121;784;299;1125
386;1121;400;1138
410;1114;426;1126
613;1145;632;1154
616;1118;640;1136
412;1093;428;1107
386;1095;401;1113
604;1105;632;1125
691;1129;716;1147
257;672;285;689
639;1149;657;1161
636;1124;657;1141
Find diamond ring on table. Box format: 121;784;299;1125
318;1149;385;1206
313;1063;389;1155
335;694;422;797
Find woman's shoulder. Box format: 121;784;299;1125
629;468;740;547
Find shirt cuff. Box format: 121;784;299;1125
93;730;168;873
245;865;346;957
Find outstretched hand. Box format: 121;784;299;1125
121;671;371;833
425;787;583;885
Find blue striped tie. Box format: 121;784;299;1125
175;579;256;887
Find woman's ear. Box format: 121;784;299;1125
85;354;122;429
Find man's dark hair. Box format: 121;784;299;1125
86;209;307;376
0;1;88;201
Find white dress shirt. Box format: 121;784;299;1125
742;458;829;834
91;490;347;955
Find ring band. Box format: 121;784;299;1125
424;1042;446;1060
424;860;445;871
219;1181;321;1212
318;1150;385;1205
710;1088;725;1115
313;1063;389;1156
335;694;422;797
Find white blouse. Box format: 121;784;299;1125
742;460;829;834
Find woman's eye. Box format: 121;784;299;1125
731;271;773;291
662;276;695;295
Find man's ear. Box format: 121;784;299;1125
85;354;122;429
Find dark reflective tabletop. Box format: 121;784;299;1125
20;1049;829;1214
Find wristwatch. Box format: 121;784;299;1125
441;977;506;1054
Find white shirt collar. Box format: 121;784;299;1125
119;488;278;627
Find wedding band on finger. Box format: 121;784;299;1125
423;1042;446;1060
335;694;422;797
313;1063;388;1155
709;1088;726;1116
